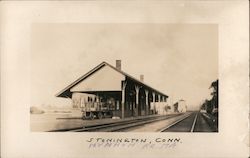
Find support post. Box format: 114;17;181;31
121;81;127;119
152;92;156;114
145;90;149;115
135;85;140;117
96;95;100;110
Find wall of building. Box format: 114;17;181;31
70;65;125;92
72;93;96;108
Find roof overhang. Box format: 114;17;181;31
56;61;168;98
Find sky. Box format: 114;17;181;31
31;23;218;110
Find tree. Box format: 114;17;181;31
200;79;219;115
210;80;218;109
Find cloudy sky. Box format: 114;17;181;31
31;23;218;110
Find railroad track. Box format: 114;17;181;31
66;113;183;132
160;112;198;132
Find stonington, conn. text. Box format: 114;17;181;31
86;137;182;149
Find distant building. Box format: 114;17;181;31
178;99;187;113
173;99;187;113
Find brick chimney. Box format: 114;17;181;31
140;75;144;82
116;60;121;70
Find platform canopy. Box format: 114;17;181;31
56;61;168;99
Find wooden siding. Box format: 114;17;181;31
70;65;125;92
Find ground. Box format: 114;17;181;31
30;109;216;132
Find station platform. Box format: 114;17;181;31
30;109;182;132
49;114;180;132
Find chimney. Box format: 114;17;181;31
140;75;144;82
116;60;121;70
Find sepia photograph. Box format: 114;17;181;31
1;1;248;158
30;24;218;132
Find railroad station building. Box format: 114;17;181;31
56;60;168;119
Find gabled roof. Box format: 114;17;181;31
56;61;168;98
